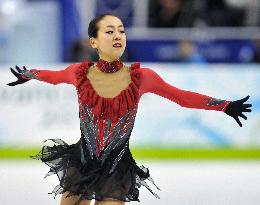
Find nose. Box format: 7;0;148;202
114;31;121;40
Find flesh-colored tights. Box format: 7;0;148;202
60;192;125;205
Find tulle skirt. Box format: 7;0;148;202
31;137;160;205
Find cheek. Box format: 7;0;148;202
97;40;110;51
122;35;127;46
97;34;111;45
102;35;111;42
103;36;114;46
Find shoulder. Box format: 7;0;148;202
130;62;141;70
128;62;156;74
67;60;94;87
131;64;159;79
127;62;162;90
126;62;163;83
74;60;94;76
64;60;92;71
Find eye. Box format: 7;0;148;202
120;30;125;34
106;31;113;34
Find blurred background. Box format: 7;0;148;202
0;0;260;205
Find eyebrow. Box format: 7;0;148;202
106;25;124;29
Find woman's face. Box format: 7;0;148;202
90;15;126;62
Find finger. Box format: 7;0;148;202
10;67;20;78
239;113;247;120
234;116;242;127
243;108;252;112
7;82;17;86
239;95;250;103
15;65;22;73
243;104;252;108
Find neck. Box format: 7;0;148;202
96;58;123;73
99;55;118;62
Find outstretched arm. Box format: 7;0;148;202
140;68;252;126
7;64;80;87
140;67;230;111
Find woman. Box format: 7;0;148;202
7;14;252;205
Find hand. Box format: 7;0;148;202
224;95;252;127
7;65;30;86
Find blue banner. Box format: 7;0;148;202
126;39;255;63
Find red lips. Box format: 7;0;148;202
113;43;122;47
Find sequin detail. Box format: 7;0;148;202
21;69;39;80
206;98;226;106
79;105;98;160
79;103;138;162
109;142;128;174
96;59;123;73
136;174;160;199
100;108;137;164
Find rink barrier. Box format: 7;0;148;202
1;147;260;160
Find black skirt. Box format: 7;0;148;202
31;137;160;205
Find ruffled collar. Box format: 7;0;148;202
75;60;143;122
96;59;123;73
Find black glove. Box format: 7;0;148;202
224;95;252;127
7;65;30;86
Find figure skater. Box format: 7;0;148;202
7;14;252;205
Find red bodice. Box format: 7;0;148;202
75;60;142;122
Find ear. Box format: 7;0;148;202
89;37;98;49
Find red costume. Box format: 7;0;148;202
22;60;229;204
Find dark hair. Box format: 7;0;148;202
88;13;121;38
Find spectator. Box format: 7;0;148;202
176;39;206;63
201;0;246;27
148;0;197;27
251;39;260;63
226;0;260;26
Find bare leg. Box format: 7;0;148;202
97;198;125;205
60;192;91;205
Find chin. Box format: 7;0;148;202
112;53;123;60
114;49;125;58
